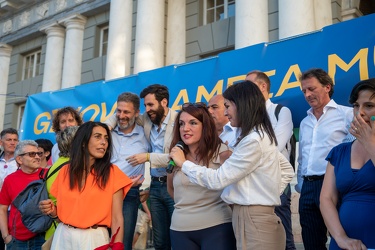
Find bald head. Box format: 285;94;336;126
245;71;270;101
208;94;229;134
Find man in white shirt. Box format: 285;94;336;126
0;128;19;250
207;94;238;148
0;128;19;185
297;68;354;250
246;70;295;250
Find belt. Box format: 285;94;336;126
64;223;107;229
303;175;325;181
151;176;167;182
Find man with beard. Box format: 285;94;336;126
106;84;177;250
110;92;150;250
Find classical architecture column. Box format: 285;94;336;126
341;0;362;21
105;0;133;80
40;23;65;92
314;0;332;29
59;14;87;89
279;0;315;39
0;44;12;131
166;0;186;65
134;0;165;74
235;0;268;49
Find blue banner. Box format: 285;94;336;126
20;14;375;142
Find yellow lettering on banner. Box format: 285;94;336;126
100;102;117;122
171;89;189;110
328;48;369;83
227;75;245;88
196;80;223;102
275;65;302;97
80;104;100;121
34;112;52;135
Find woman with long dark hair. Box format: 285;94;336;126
170;81;294;249
40;121;133;249
168;102;236;250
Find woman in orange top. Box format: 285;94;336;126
40;121;134;249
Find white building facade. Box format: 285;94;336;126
0;0;373;131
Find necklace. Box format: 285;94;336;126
187;153;199;164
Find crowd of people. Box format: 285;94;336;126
0;68;373;250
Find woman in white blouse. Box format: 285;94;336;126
170;80;294;250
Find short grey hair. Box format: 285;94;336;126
14;140;38;157
56;126;79;157
117;92;140;111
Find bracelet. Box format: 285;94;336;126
48;214;58;220
146;153;150;162
2;234;11;240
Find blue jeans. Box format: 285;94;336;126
123;186;141;250
275;184;296;250
150;180;175;250
6;234;45;250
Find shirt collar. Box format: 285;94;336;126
307;99;337;115
114;123;142;136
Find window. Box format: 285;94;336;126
99;26;109;56
204;0;235;25
17;104;25;130
22;50;41;80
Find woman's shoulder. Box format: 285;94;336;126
327;141;353;161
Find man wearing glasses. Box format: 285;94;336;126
0;140;45;249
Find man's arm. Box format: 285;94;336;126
0;204;11;244
104;113;117;130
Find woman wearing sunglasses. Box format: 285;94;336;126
39;122;135;249
167;102;236;250
170;81;294;249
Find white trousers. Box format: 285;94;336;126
51;223;109;250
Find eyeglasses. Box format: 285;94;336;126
182;102;207;109
19;152;43;158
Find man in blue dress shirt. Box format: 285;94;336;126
110;92;150;250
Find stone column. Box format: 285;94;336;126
166;0;186;65
236;0;268;49
279;0;315;39
341;0;362;21
105;0;133;80
40;23;65;92
59;14;87;89
314;0;332;29
0;44;12;131
134;0;165;74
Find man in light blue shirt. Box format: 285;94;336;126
110;92;150;250
106;85;177;250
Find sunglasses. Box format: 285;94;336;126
182;102;207;109
19;151;43;158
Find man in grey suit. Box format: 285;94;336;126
106;84;177;250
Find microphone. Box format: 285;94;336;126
166;141;185;174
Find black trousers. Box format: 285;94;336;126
299;179;327;250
